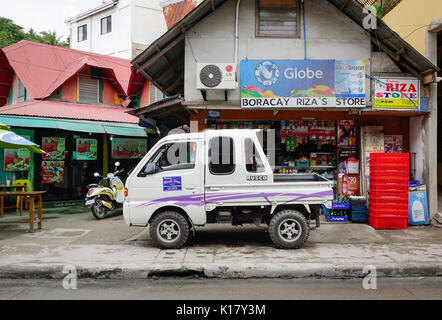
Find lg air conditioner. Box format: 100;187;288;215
196;63;237;90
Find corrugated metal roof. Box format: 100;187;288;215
132;0;439;97
163;0;198;30
1;40;146;100
0;100;140;124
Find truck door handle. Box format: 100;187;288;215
209;187;220;191
185;187;195;190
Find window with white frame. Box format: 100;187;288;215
101;16;112;35
78;24;87;42
256;0;299;37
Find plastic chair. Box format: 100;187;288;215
15;179;32;215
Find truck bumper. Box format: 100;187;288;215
123;201;131;226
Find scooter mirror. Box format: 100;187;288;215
94;172;100;177
115;162;120;167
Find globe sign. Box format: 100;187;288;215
254;61;280;86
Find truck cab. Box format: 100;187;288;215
124;129;333;249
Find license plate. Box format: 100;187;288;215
85;199;95;207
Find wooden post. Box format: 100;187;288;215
29;197;34;233
37;195;42;230
103;133;108;176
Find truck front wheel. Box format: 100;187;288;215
150;211;190;249
268;209;309;249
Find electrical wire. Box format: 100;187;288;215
302;0;307;60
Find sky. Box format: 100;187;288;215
1;0;105;41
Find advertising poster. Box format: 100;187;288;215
384;135;403;153
76;138;98;160
373;77;420;110
4;135;31;171
42;137;65;160
41;161;65;184
335;60;366;98
240;60;366;108
338;120;357;148
111;138;147;159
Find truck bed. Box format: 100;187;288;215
273;173;330;183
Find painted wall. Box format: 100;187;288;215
184;0;372;102
139;80;151;106
383;0;442;56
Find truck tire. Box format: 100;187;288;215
150;211;190;249
268;209;309;249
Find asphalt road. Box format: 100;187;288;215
0;277;441;300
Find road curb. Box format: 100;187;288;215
0;261;441;279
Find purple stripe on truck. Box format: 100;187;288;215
136;190;333;208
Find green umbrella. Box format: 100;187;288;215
0;122;45;154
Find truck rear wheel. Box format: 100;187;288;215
268;209;309;249
150;211;190;249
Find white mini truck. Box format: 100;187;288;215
124;129;333;249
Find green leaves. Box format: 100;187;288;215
0;16;68;48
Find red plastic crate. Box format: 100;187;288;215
369;201;408;211
369;168;409;179
369;191;408;201
370;153;409;163
370;176;409;184
369;215;407;230
369;206;409;218
370;184;409;193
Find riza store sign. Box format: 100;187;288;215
373;77;420;111
240;60;366;108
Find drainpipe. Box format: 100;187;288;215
234;0;241;66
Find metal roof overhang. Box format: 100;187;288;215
0;116;147;137
132;0;440;98
126;95;188;130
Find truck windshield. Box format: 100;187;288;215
142;141;196;174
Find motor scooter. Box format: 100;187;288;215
85;162;125;219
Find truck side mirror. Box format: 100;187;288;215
143;163;156;175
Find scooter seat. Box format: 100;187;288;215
87;184;100;189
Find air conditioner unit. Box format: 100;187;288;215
196;63;237;90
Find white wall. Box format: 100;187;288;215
132;0;167;58
69;0;165;59
184;0;372;102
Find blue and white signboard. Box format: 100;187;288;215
240;60;366;108
163;176;182;191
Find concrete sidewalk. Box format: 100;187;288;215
0;207;441;279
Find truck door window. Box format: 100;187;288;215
208;136;235;175
139;142;196;176
245;138;265;173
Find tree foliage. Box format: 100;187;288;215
0;17;68;48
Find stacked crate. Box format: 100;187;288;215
369;153;409;229
349;197;368;222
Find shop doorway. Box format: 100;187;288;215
35;130;103;202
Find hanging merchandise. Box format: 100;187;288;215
338;120;356;148
384;135;403;153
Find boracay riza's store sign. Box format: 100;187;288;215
240;60;366;108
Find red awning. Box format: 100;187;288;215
0;100;140;124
